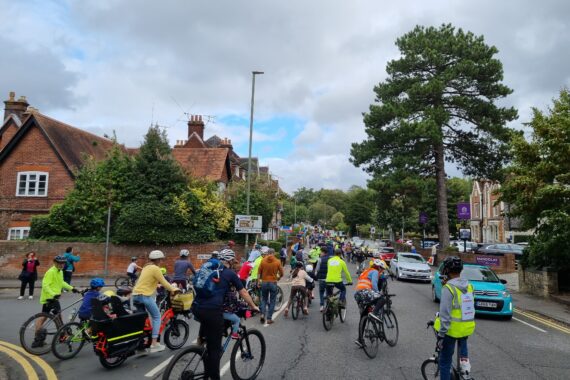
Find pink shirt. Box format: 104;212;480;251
238;261;253;280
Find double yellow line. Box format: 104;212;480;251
0;340;58;380
514;308;570;335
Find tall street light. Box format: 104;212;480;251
245;71;264;254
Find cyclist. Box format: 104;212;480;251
248;248;266;286
172;249;196;290
308;245;320;267
33;255;78;348
126;256;141;284
238;258;254;287
314;246;331;312
132;250;180;353
434;256;475;380
324;249;353;307
78;278;107;321
284;261;313;317
248;244;262;262
193;249;259;380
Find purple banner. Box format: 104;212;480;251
419;212;428;224
475;256;500;267
457;202;471;220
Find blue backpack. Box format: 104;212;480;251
193;258;223;298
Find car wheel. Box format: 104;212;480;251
432;286;439;303
395;269;401;281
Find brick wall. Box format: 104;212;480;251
0;121;19;151
518;267;559;297
0;241;244;278
0;125;74;237
436;250;517;274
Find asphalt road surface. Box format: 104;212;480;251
0;265;569;380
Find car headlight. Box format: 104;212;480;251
501;291;510;298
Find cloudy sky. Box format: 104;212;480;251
1;0;569;193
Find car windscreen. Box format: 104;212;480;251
399;254;425;263
461;266;500;282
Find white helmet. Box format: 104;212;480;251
218;249;236;262
372;258;388;270
180;249;190;257
305;264;313;272
149;250;165;260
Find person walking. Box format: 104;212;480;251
279;244;287;267
257;248;284;324
62;247;80;285
18;252;40;300
172;249;197;290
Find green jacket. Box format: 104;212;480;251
325;256;352;283
249;256;264;281
40;265;73;304
308;248;320;263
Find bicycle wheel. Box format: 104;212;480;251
322;302;333;331
51;322;86;360
339;303;347;323
382;310;399;347
420;358;439;379
162;345;206;380
291;294;299;320
274;286;284;311
115;276;131;288
359;316;380;359
230;328;266;380
164;319;190;350
99;354;128;369
20;312;63;355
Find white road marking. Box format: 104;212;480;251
513;317;547;333
145;338;197;377
220;360;231;377
264;303;286;327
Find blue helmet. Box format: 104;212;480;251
90;278;106;288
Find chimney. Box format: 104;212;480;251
187;115;205;140
4;92;30;123
220;137;233;150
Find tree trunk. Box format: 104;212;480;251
434;142;450;248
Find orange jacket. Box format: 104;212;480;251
356;268;377;290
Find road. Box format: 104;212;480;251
0;263;569;379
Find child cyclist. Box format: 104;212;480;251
126;257;142;284
284;261;314;317
78;278;107;321
222;285;248;339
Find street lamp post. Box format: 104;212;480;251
395;193;405;241
245;71;264;255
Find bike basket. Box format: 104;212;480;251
172;293;194;312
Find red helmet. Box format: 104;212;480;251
228;240;235;247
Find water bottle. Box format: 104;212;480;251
69;307;77;322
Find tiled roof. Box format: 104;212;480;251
172;147;231;182
205;135;222;147
0;112;117;175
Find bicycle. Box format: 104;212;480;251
162;308;266;380
290;288;307;320
357;293;398;358
322;283;349;331
114;275;136;288
19;289;88;355
421;319;473;380
246;282;284;311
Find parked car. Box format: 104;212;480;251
477;244;524;257
378;247;396;263
390;252;432;282
450;240;478;252
431;263;513;319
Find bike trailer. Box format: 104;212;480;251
172;293;194;312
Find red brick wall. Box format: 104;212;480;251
0;241;245;278
436;250;516;274
0;125;74;237
0;122;19;151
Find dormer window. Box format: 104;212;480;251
16;171;48;197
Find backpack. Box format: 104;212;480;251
193;258;223;298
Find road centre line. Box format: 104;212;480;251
0;340;57;380
145;338;197;377
0;344;39;380
512;317;547;333
514;309;570;335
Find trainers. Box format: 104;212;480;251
231;332;239;340
28;296;33;300
319;306;324;312
303;308;309;315
149;343;165;353
17;296;24;300
266;320;274;325
460;358;471;374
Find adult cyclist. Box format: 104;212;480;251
434;256;475;379
324;249;352;307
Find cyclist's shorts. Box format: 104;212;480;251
354;289;382;305
42;299;61;314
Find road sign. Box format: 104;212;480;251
234;215;262;233
459;228;471;240
419;212;428;224
280;225;292;233
457;202;471;220
370;226;376;234
197;254;212;260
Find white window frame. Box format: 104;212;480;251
8;227;30;240
16;171;49;197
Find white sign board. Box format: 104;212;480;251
370;226;376;234
197;254;212;260
234;215;263;233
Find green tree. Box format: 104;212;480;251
226;176;278;232
351;24;517;247
292;187;316;207
281;199;309;226
330;211;345;228
344;187;374;234
308;202;337;227
500;90;570;270
315;189;349;214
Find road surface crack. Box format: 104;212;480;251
280;320;309;379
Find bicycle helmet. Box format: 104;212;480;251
295;261;305;268
372;259;388;270
54;255;67;263
180;249;190;257
103;290;116;298
305;264;313;272
218;249;236;262
131;256;138;261
90;278;106;288
442;256;463;274
149;250;165;260
160;267;167;275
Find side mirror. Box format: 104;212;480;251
500;279;507;284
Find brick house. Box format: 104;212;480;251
0;93;116;239
469;180;505;243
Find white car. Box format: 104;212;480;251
391;252;432;283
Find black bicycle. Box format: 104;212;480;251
291;288;307;320
357;293;399;358
322;283;349;331
162;309;266;380
114;275;136;288
421;320;473;380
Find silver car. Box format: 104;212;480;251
391;252;432;283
